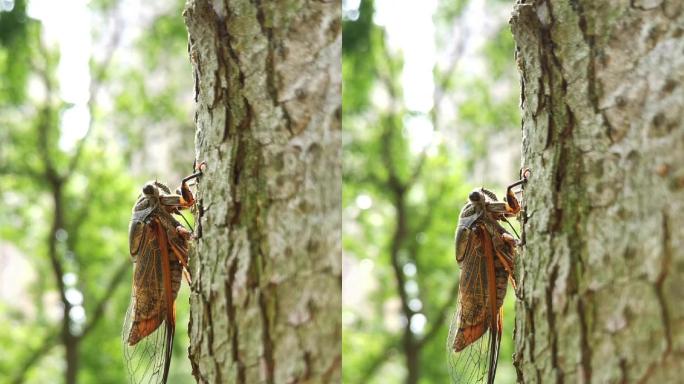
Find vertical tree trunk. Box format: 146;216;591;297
183;1;341;383
511;1;683;382
50;182;79;384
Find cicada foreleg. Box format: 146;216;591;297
176;161;207;208
502;168;531;216
159;162;206;232
503;182;523;216
158;161;206;211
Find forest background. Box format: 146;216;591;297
1;0;196;382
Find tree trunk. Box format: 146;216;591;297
47;176;79;384
183;1;341;383
511;1;683;382
392;190;420;384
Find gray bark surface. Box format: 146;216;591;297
510;1;684;382
183;1;341;383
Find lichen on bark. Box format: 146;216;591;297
511;1;684;382
183;1;341;383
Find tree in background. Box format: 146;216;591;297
0;1;198;382
183;0;341;382
343;0;522;383
511;1;684;382
0;3;129;383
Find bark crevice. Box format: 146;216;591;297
655;212;673;354
258;291;276;384
577;297;592;382
544;263;563;383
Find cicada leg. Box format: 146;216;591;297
497;307;504;338
168;225;193;284
503;182;523;216
176;225;192;241
156;161;207;213
173;160;207;208
503;168;531;216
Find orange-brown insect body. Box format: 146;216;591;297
126;189;184;346
123;165;203;384
448;171;528;384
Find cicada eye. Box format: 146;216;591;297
468;191;481;202
142;184;156;195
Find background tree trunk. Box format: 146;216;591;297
183;1;341;383
511;1;683;382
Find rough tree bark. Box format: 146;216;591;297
183;1;341;383
511;1;683;382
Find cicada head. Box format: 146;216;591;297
459;188;501;228
142;182;160;197
465;188;498;211
468;190;482;203
468;188;498;205
459;190;484;229
132;183;162;218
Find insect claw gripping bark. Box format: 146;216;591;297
447;171;529;384
122;163;205;384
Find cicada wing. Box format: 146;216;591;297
447;318;499;384
123;220;180;384
122;300;174;384
448;226;501;384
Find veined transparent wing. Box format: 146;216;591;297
123;219;181;384
448;224;504;384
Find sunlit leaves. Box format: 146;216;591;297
0;0;33;104
342;0;375;114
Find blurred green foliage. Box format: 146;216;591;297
343;0;521;383
0;0;32;103
109;1;194;170
342;0;375;114
0;1;195;383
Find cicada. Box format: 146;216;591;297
447;169;530;384
122;163;204;384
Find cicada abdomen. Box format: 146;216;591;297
447;171;528;384
122;165;204;384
